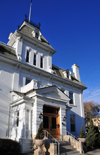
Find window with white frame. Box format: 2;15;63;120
69;92;73;104
33;53;36;65
40;56;43;68
15;111;19;127
26;50;30;62
70;114;75;132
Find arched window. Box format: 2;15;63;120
70;114;75;132
40;56;43;68
26;50;30;62
33;53;36;65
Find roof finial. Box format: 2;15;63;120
29;0;32;22
25;14;27;20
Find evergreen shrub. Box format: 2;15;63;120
0;138;21;154
80;125;85;138
86;118;98;148
35;122;44;139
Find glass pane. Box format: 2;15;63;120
26;51;29;62
43;106;58;114
70;115;75;124
71;124;75;132
34;54;36;65
43;116;49;128
70;99;73;104
26;78;31;85
52;117;56;129
69;92;73;99
40;57;43;68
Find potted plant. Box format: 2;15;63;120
34;122;45;154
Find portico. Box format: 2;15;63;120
9;85;71;140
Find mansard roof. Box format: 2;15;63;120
0;42;17;60
0;43;86;89
52;64;86;88
18;20;56;53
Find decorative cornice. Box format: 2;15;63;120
0;54;87;90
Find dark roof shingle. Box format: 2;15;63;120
0;43;17;60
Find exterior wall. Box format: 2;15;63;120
66;87;85;137
0;58;85;139
0;65;14;138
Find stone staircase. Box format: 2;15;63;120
43;130;83;155
59;140;82;155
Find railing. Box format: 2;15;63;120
43;130;60;155
66;130;81;142
66;130;84;153
25;19;40;29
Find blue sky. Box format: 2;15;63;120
0;0;100;103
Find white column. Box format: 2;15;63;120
60;106;66;136
28;110;31;139
21;108;26;139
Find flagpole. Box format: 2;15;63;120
29;0;32;22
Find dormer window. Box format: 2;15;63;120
35;32;39;39
40;56;43;68
33;53;36;65
32;30;41;40
26;50;30;62
67;72;69;79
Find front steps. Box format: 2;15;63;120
59;141;82;155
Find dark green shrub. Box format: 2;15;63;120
0;138;21;154
35;122;44;139
86;118;98;148
80;125;85;138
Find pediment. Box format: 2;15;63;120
42;91;61;99
36;85;70;102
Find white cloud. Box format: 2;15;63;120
83;88;100;104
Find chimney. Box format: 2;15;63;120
72;63;80;81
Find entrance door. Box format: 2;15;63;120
43;105;60;138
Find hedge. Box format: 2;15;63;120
0;138;21;155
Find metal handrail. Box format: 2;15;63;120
66;130;81;142
43;130;60;155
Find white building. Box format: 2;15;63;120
0;19;86;144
